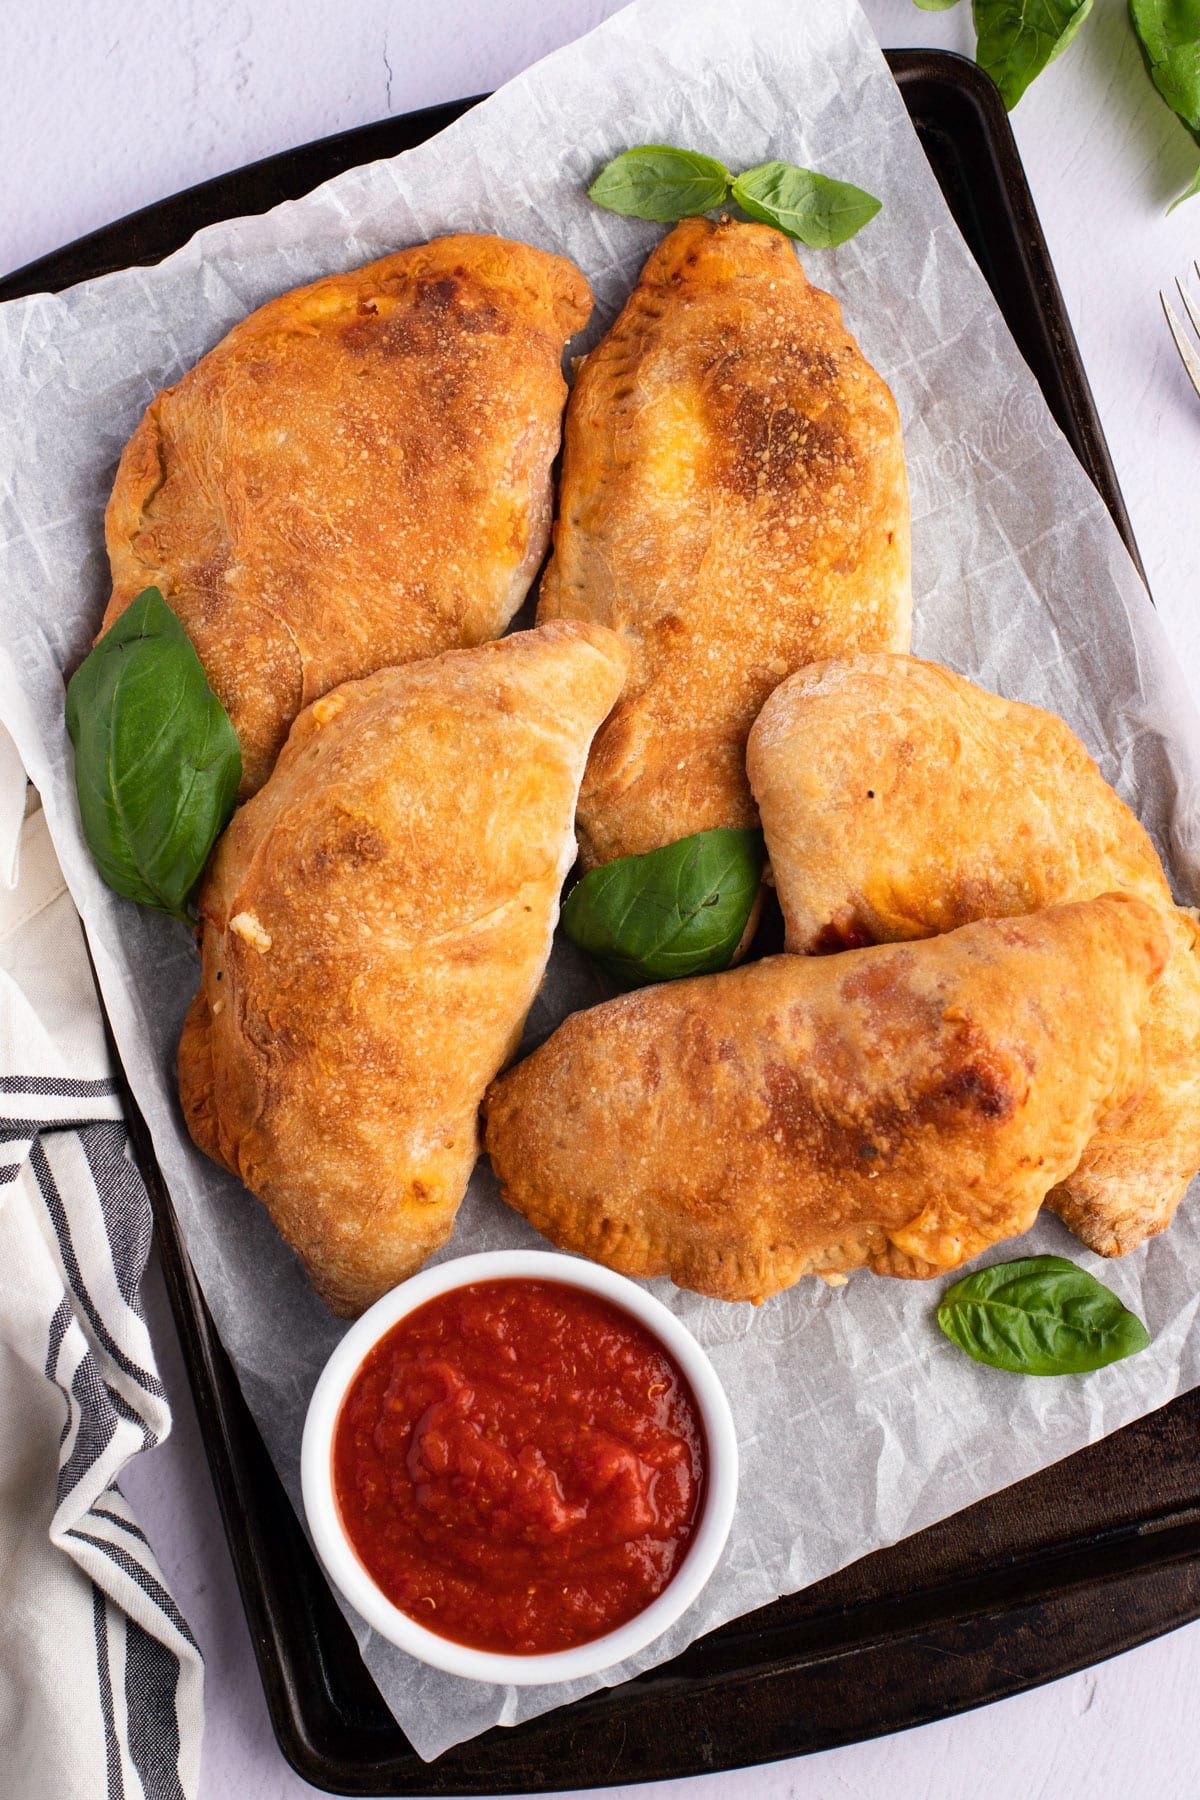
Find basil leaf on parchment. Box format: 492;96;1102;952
588;146;881;246
731;161;883;249
1129;0;1200;208
65;587;241;922
972;0;1095;111
588;146;733;222
937;1255;1150;1376
913;0;962;11
561;827;763;990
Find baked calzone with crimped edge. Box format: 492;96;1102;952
747;652;1200;1257
105;234;592;794
538;215;911;868
179;620;627;1317
485;896;1168;1301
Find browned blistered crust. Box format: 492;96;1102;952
104;234;592;794
484;896;1168;1302
538;215;911;867
179;621;627;1317
747;652;1200;1255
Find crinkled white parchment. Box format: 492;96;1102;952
2;0;1200;1762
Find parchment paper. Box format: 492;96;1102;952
3;0;1200;1761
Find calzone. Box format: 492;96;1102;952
747;653;1200;1255
485;896;1168;1301
104;235;591;794
538;215;910;867
179;621;627;1316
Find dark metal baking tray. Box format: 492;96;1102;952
4;48;1191;1796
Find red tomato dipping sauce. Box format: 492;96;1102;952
331;1278;707;1655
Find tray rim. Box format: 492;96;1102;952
10;45;1196;1797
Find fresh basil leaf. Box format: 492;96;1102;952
65;587;241;921
937;1255;1150;1375
1170;160;1200;210
913;0;962;10
561;827;763;989
1131;0;1200;207
588;146;732;223
1130;0;1200;131
972;0;1094;110
730;161;882;249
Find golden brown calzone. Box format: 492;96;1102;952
484;896;1168;1302
538;215;910;867
747;652;1200;1255
179;621;627;1316
104;235;591;794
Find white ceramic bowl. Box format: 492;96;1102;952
301;1248;738;1686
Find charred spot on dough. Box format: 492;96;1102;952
420;275;461;312
762;1009;1018;1164
424;270;509;336
932;1059;1018;1122
650;611;687;642
338;822;388;866
715;387;854;502
350;272;511;360
304;818;388;879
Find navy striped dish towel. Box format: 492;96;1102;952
0;730;202;1798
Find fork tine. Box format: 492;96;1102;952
1161;291;1200;401
1174;274;1200;343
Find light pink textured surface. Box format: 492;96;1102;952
6;3;1200;1795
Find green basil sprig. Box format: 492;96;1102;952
908;0;1094;111
1173;164;1200;208
65;587;241;922
975;0;1095;111
912;0;1197;204
1130;0;1200;209
588;146;732;222
588;147;882;248
937;1255;1150;1376
561;827;763;990
731;162;882;251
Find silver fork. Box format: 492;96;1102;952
1162;262;1200;400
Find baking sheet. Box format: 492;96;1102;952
3;0;1200;1764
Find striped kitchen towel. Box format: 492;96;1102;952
0;736;202;1800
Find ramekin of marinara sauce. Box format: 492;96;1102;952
302;1251;738;1684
